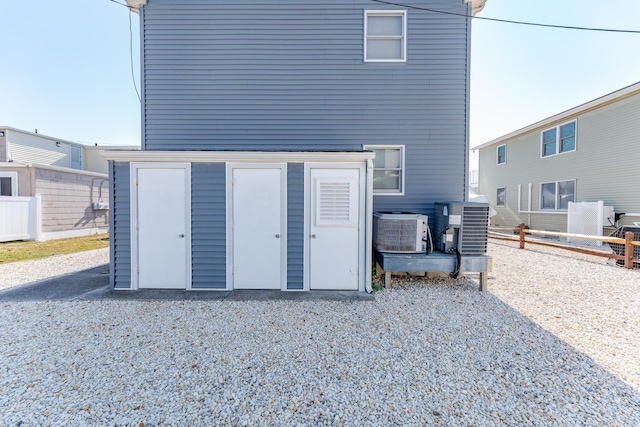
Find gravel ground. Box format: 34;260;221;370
0;248;110;291
0;243;639;426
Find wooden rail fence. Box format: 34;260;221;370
488;223;639;269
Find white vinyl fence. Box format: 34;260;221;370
0;195;42;242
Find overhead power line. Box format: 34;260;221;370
108;0;130;9
371;0;640;34
129;10;142;103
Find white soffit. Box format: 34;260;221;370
100;151;375;163
465;0;488;16
125;0;146;13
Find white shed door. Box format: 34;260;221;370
231;167;283;289
309;168;361;290
137;167;188;289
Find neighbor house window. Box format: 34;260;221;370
364;10;407;62
541;121;576;157
496;187;506;207
540;180;575;210
497;144;506;164
0;172;18;196
364;145;405;194
70;145;82;170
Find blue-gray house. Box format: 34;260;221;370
103;0;487;292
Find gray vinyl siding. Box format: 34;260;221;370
112;162;131;289
479;90;640;232
287;163;304;290
141;0;471;214
191;163;226;289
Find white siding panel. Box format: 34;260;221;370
479;91;640;232
7;130;71;167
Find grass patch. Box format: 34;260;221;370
0;234;109;264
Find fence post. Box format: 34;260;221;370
624;232;633;269
519;223;526;249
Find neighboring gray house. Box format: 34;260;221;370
475;82;640;234
0;127;138;241
104;0;487;292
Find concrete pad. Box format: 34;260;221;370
0;265;374;302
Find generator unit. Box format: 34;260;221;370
373;212;428;253
433;202;489;255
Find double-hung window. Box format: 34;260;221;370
364;10;407;62
364;145;405;194
541;121;576;157
0;172;18;196
496;187;506;207
497;144;506;165
540;180;575;210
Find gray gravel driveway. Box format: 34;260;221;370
0;243;639;426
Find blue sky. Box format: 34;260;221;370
1;0;639;148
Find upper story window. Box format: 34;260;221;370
496;187;506;207
540;180;575;210
497;144;506;165
364;10;407;63
541;121;576;157
0;172;18;196
364;145;405;195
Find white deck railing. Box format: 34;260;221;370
0;195;42;242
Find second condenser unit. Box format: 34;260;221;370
432;201;490;255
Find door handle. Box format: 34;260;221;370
311;234;316;238
178;234;185;238
275;234;280;238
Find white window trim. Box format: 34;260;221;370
364;10;407;63
0;171;18;196
363;144;405;195
540;120;577;158
496;144;506;165
539;179;576;211
496;187;506;207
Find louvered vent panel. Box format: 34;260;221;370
460;205;489;254
317;181;352;225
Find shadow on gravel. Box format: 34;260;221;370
0;266;374;302
0;265;111;302
0;274;638;424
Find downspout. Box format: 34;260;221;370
463;1;472;200
528;183;532;225
139;5;146;151
365;158;374;293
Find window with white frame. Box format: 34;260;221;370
540;180;575;210
496;187;506;207
364;10;407;62
497;144;506;164
541;121;576;157
364;145;405;194
0;172;18;196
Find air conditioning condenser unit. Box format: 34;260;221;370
373;212;428;253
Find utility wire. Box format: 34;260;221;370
371;0;640;34
129;10;142;102
108;0;130;8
